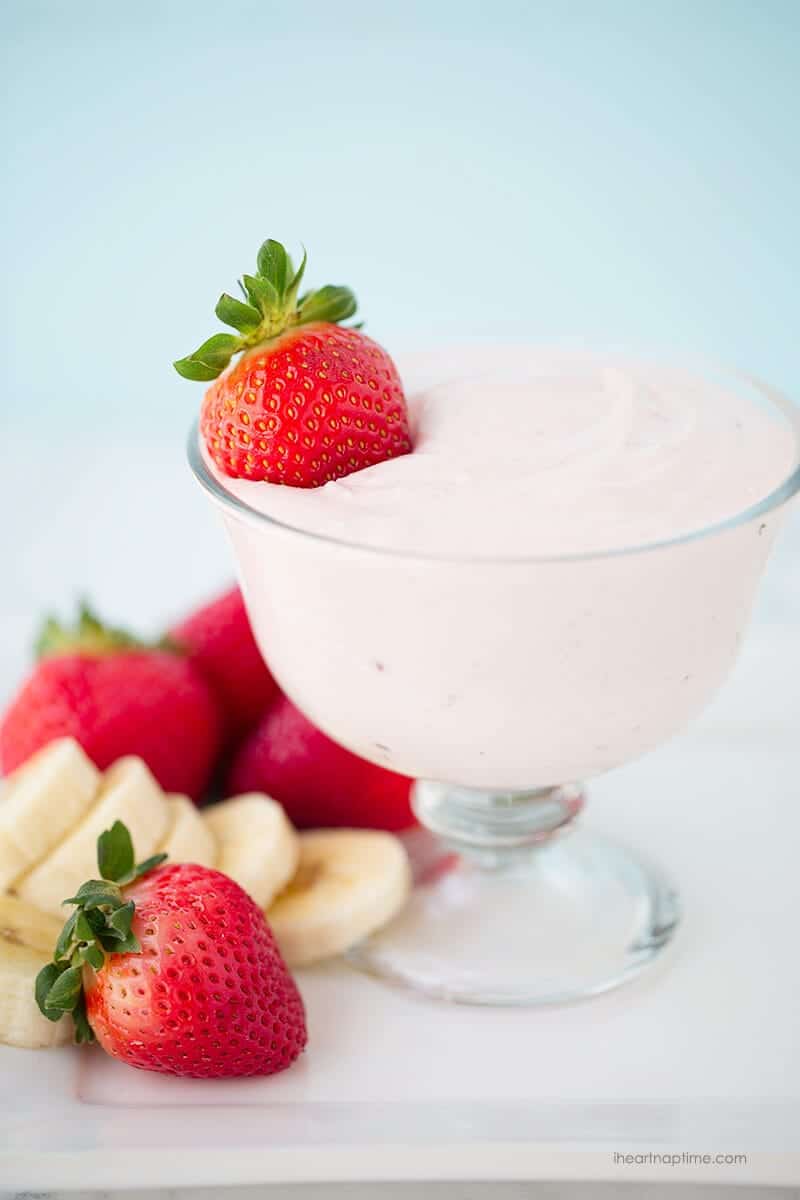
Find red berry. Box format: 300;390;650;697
174;237;412;488
201;325;411;486
86;863;307;1079
227;695;414;832
171;586;279;744
0;606;221;801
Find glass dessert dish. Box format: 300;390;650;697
188;352;800;1006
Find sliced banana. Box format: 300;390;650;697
0;738;101;890
266;829;411;967
0;893;71;1048
15;757;168;916
203;793;299;909
157;794;217;868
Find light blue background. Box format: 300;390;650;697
1;0;798;447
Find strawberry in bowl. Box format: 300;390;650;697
175;238;412;487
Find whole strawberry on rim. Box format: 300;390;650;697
175;238;412;487
35;820;307;1078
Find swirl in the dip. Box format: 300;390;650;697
206;347;797;556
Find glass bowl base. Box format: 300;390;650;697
346;828;680;1006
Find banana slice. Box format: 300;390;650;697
157;794;217;868
266;829;411;967
0;738;101;890
203;793;298;909
0;893;71;1048
15;757;168;916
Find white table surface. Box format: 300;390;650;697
1;1187;798;1200
1;436;798;1196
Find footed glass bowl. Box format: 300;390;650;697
188;364;800;1006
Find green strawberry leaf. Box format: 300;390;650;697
72;994;95;1045
35;962;66;1021
215;293;262;333
81;943;105;971
298;285;357;325
284;247;308;311
76;603;141;651
119;852;168;885
36;602;144;660
173;356;220;382
35;616;67;658
75;911;96;943
174;238;361;381
256;238;290;296
54;911;78;960
192;332;241;369
44;965;84;1013
97;820;135;883
97;929;124;949
174;333;241;382
242;273;279;315
83;906;108;933
97;902;140;954
116;930;141;954
63;879;123;910
98;928;140;955
107;901;135;938
38;820;166;1043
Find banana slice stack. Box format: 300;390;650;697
0;738;411;1049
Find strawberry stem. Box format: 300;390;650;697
34;821;167;1043
35;601;178;661
173;238;357;382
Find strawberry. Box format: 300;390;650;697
227;695;414;833
174;237;412;486
170;585;280;744
0;604;220;801
35;820;307;1078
